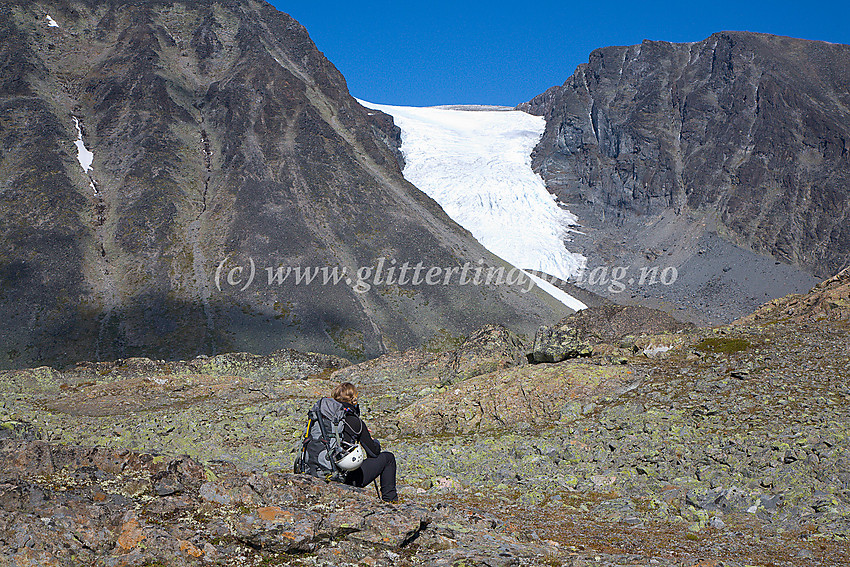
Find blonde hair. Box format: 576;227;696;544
332;382;358;404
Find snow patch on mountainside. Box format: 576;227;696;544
72;117;97;194
72;117;93;173
527;273;586;312
361;101;586;310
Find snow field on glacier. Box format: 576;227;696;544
361;101;586;310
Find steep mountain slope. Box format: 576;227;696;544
736;265;850;324
520;32;850;278
0;0;569;369
519;32;848;321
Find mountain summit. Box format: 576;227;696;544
0;0;567;369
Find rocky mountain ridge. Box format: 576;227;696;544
0;0;567;370
514;32;848;325
519;31;850;279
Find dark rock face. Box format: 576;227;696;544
0;0;568;369
737;265;850;324
519;32;850;278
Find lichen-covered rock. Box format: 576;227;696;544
393;362;642;436
440;324;529;384
0;437;557;566
332;349;448;389
61;349;350;385
531;324;593;362
334;324;528;389
558;304;695;343
330;325;531;416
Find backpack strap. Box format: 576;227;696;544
332;410;350;451
340;407;363;438
295;414;314;474
302;413;314;446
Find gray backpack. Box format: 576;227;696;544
294;398;352;481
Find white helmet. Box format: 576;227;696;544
335;443;366;471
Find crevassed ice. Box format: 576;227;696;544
45;15;59;28
360;101;586;310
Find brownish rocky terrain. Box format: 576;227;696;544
0;269;846;565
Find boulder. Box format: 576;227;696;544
0;437;427;564
392;362;643;436
531;324;593;363
559;305;694;343
0;433;558;565
440;324;528;384
330;324;529;408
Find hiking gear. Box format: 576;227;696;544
296;397;361;481
335;443;366;471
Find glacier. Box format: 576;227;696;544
360;101;586;311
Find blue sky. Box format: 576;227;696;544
274;1;850;107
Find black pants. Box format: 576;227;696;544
345;451;397;501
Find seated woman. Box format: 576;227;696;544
332;382;398;502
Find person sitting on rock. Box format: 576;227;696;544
332;382;398;502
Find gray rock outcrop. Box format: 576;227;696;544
440;324;528;383
531;324;592;362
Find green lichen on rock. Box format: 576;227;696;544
421;328;467;354
531;324;593;363
694;337;752;353
327;325;366;360
440;324;528;384
392;361;642;436
0;307;849;564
